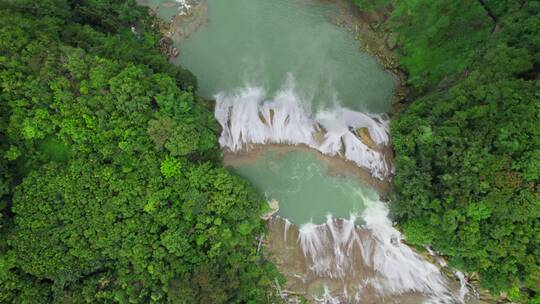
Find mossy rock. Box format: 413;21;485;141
355;127;377;149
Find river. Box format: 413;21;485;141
138;0;478;303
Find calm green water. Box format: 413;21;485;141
228;149;377;225
174;0;395;112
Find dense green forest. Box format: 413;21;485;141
353;0;539;302
1;0;538;303
0;1;281;303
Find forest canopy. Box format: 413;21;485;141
356;0;540;302
1;0;538;303
0;1;280;303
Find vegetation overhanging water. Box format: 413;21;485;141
1;0;536;303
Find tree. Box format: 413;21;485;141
0;2;281;302
385;1;540;300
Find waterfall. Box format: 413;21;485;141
359;198;455;300
283;218;291;243
455;271;470;302
269;196;468;303
214;79;392;180
218;77;469;302
298;214;359;278
315;285;340;304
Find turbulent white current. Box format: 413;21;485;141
215;77;393;180
270;198;469;303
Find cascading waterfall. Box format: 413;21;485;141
298;214;359;279
315;285;341;304
269;195;469;303
283;218;291;243
214;77;393;180
143;0;472;301
359;197;456;300
456;271;472;301
217;76;471;303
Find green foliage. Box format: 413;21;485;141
0;1;281;303
389;1;540;301
351;0;390;11
389;0;493;90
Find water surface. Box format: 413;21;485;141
175;0;395;112
228;148;375;225
142;0;182;20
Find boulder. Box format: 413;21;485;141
355;127;377;149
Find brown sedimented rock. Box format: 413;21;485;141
355;127;377;149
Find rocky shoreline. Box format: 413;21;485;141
139;0;208;60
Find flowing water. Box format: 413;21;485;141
139;0;477;302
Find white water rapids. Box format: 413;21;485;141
269;199;468;303
215;77;393;180
215;78;470;303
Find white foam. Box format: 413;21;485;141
289;194;464;302
360;198;454;300
214;79;392;179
